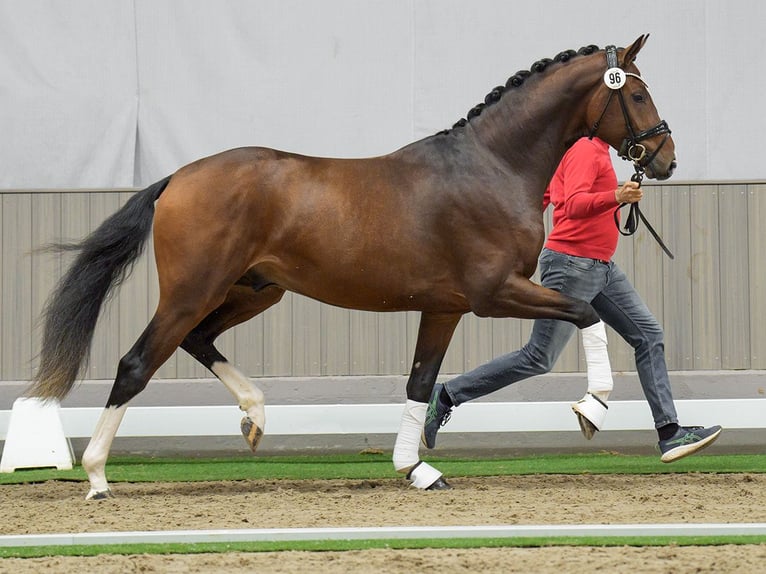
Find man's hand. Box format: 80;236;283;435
615;180;643;204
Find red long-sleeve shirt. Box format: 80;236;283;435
543;137;620;261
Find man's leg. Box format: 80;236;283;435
592;263;721;461
591;263;677;427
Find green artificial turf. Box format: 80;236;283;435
0;451;763;485
3;535;766;559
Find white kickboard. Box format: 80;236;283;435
0;397;74;472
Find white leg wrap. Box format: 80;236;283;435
573;321;613;439
581;320;613;399
393;401;444;489
393;400;428;471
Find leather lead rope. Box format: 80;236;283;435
613;168;675;260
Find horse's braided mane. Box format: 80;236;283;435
439;44;601;134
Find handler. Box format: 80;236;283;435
423;136;722;462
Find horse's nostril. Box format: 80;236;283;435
669;160;677;173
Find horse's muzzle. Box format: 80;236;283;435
648;157;677;181
660;158;677;180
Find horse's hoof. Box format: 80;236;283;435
575;412;598;440
240;416;264;453
426;476;452;491
571;394;606;440
86;488;113;500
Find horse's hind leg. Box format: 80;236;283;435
393;312;461;489
181;284;285;453
81;305;209;499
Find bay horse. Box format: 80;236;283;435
29;35;675;498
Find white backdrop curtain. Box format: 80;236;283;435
1;0;763;189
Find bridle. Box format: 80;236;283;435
589;45;672;173
589;45;675;259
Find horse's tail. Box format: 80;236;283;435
27;176;172;400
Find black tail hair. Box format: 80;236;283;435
27;176;172;400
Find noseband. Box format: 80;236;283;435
589;45;672;175
589;45;675;259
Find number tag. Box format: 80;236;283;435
603;67;626;90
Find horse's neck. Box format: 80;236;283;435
469;56;602;182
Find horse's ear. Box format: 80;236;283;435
622;34;649;66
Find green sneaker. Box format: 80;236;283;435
658;425;722;463
421;383;453;449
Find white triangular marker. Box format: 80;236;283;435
1;397;74;472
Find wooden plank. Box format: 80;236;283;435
29;193;63;378
689;185;721;369
377;312;408;375
0;196;3;379
748;184;766;368
1;194;33;379
349;310;378;376
461;314;494;373
718;184;750;368
291;296;321;376
263;292;294;376
661;185;693;370
320;306;350;375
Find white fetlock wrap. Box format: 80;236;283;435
407;461;443;489
571;392;608;431
581;320;613;399
393;400;427;473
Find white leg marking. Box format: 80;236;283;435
81;404;127;499
211;361;266;431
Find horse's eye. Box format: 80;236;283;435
632;93;646;103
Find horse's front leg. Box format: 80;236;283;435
393;311;461;490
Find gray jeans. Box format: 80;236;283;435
444;247;678;428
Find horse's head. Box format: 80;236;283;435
586;35;677;180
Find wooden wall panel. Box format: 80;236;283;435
262;293;294;376
2;182;763;384
29;194;62;377
661;185;694;370
1;194;32;379
718;185;750;369
748;184;766;369
627;188;666;370
689;185;721;369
